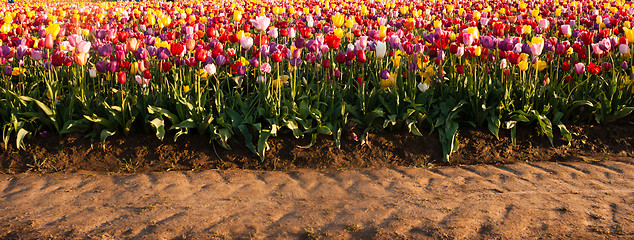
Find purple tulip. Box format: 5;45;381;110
0;45;10;57
215;55;226;66
380;69;390;80
249;57;259;67
295;37;305;49
31;49;43;61
237;65;247;75
480;36;497;49
116;50;126;61
134;48;149;60
96;61;107;73
107;61;118;73
622;61;628;69
290;58;302;67
4;65;11;76
147;46;157;57
98;44;113;57
157;47;171;60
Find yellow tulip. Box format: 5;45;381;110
522;25;532;35
345;18;356;29
530;36;544;46
47;23;61;39
333;28;344;39
392;50;402;67
12;67;26;76
625;28;634;43
532;60;548;71
332;13;344;28
519;61;529;71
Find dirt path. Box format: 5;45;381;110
1;158;634;239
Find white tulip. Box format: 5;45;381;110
375;41;387;59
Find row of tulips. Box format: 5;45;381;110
1;0;633;161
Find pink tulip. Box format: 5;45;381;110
560;25;572;36
45;34;54;49
463;33;474;46
250;16;271;32
574;63;586;74
530;43;544;56
268;28;278;38
240;37;253;50
260;63;272;73
619;44;630;55
67;34;82;48
538;19;549;29
76;41;91;54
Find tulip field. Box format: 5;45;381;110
1;0;633;161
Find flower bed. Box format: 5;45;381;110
0;0;633;162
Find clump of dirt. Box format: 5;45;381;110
1;121;633;174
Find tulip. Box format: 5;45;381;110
44;34;54;49
126;38;140;52
602;62;612;71
538;19;549;29
268;28;278;38
574;63;586;74
185;38;196;52
380;69;391;79
375;41;387;59
135;75;149;88
98;44;113;57
4;65;12;76
560;25;572;37
623;61;629;69
134;48;149;60
157;47;171;60
117;72;127;84
75;41;91;54
518;61;529;71
240;37;253;50
96;61;107;73
205;63;216;75
73;52;89;66
625;28;634;43
530;36;544;56
89;68;97;78
356;50;367;63
159;61;172;72
107;61;118;73
250;16;271;32
31;49;43;61
332;13;345;28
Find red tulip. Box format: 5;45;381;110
159;61;172;72
271;51;284;62
195;48;207;62
117;71;127;84
356;50;366;63
170;42;185;56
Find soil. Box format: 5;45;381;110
1;121;633;174
1;121;633;239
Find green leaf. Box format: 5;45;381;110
84;114;117;130
257;130;272;161
170;118;197;130
318;125;333;135
238;124;257;155
16;128;29;150
299;133;318;149
149;118;165;141
100;129;116;145
487;115;500;140
406;119;422;136
147;106;180;125
60;119;91;134
286;119;303;138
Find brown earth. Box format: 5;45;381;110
0;122;633;239
1;122;633;174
